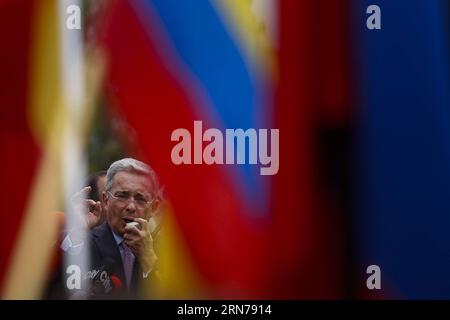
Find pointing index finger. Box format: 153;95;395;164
71;186;92;203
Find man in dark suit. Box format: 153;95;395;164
54;158;162;299
88;219;157;298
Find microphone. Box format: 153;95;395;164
110;275;122;291
126;217;161;237
86;258;122;297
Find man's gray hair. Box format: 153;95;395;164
105;158;162;200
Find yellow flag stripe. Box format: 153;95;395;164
212;0;278;79
2;0;63;299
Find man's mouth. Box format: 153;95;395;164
122;217;134;225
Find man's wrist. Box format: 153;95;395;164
141;253;158;277
60;231;85;255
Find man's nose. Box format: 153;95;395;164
125;200;137;213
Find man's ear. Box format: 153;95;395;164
150;199;161;215
102;191;109;208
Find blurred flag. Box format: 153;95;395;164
97;0;352;298
355;0;450;298
271;0;353;299
0;0;42;298
98;0;272;298
0;0;90;299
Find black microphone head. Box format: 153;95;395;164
110;275;123;291
89;258;118;297
101;258;117;274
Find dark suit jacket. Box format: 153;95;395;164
45;222;157;299
89;222;146;298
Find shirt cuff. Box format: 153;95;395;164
61;234;84;255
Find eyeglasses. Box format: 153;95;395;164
107;191;154;209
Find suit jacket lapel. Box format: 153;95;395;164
131;258;141;292
91;223;144;296
92;223;126;284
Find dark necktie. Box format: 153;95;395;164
121;242;134;289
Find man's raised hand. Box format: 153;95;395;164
71;186;102;229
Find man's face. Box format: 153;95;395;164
104;171;153;236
